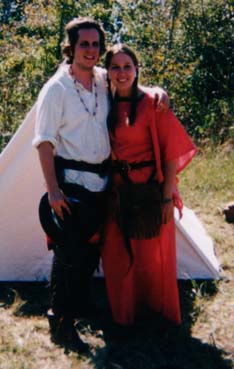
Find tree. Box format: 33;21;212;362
1;0;234;151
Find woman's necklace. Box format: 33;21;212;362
73;78;98;117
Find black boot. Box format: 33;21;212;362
71;244;101;319
47;310;89;353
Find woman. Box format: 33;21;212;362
101;44;197;327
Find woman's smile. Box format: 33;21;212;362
108;52;137;97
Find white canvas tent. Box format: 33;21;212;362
0;105;220;281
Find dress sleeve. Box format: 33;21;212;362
155;109;197;174
32;81;64;148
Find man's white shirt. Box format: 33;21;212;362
33;64;110;191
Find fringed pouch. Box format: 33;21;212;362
116;180;162;239
113;160;162;240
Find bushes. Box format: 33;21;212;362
0;0;233;151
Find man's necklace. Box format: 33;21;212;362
73;78;98;117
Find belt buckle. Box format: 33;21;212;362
120;160;131;174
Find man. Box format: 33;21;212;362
33;17;168;352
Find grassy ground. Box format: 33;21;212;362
0;144;234;369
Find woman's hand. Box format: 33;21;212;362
161;201;174;224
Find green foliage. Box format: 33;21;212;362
170;0;234;141
0;0;233;152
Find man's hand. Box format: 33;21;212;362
153;86;170;111
37;141;71;220
48;188;71;220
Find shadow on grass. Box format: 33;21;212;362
0;279;232;369
0;281;49;316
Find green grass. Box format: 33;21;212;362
179;144;234;209
0;144;234;369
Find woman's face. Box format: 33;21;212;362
108;52;137;97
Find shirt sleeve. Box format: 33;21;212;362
156;109;197;174
32;80;64;148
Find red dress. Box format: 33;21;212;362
101;94;197;326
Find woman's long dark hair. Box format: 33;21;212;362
105;44;139;134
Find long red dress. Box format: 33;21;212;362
101;94;197;326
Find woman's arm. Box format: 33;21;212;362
161;160;177;224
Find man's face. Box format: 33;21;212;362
73;28;100;71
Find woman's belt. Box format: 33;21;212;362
111;159;156;183
112;159;155;174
